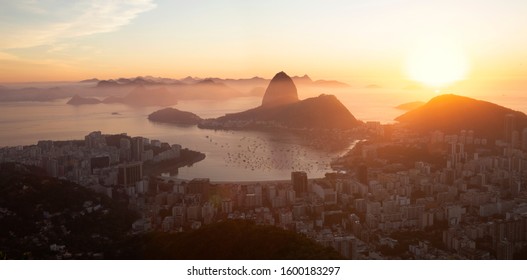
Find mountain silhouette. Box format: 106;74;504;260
261;71;299;108
199;71;359;130
395;94;527;139
110;220;343;260
97;79;120;87
79;78;100;83
102;86;178;107
292;74;313;84
312;79;350;87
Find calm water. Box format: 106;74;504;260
0;97;355;181
1;87;526;181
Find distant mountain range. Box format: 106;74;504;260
0;74;350;103
66;86;179;107
102;86;178;107
395;94;527;140
94;75;350;88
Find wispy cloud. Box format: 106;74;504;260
0;0;156;49
0;51;19;61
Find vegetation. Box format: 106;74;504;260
148;107;202;125
0;163;137;259
108;220;343;260
0;163;341;260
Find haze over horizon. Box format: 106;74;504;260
5;1;527;266
1;0;527;94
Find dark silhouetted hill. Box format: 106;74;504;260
66;95;101;105
199;72;359;130
109;220;343;260
148;107;202;125
261;71;299;108
0;163;343;260
0;163;136;259
204;94;358;130
395;94;527;139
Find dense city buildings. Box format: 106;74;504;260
291;171;308;197
2;119;527;259
0;131;185;197
118;162;143;187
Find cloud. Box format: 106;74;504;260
0;52;19;61
0;0;156;49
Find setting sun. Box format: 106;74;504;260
406;39;469;88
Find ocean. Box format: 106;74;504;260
1;85;526;181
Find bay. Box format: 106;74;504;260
2;84;526;181
0;97;354;181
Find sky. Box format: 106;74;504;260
1;0;527;85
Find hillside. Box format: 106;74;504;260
199;71;360;130
0;163;136;259
0;163;343;260
108;220;343;260
202;94;359;130
395;94;527;139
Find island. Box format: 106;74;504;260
198;71;360;130
148;107;202;125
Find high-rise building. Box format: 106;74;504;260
504;114;515;143
90;156;110;174
187;178;210;201
37;140;54;152
512;130;520;149
85;131;106;149
119;138;132;162
522;128;527;151
357;164;368;185
117;161;143;187
131;137;144;161
291;171;308;197
497;239;514;260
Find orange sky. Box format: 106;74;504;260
1;0;527;87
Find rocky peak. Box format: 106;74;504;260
261;71;299;108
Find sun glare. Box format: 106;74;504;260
406;39;469;88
